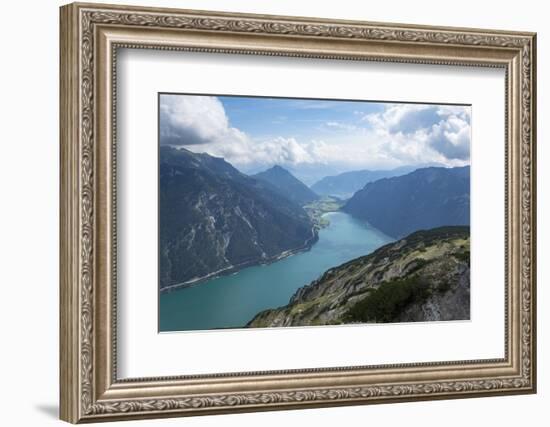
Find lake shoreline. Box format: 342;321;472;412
160;212;394;332
160;226;320;294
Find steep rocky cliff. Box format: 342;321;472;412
247;226;470;327
160;146;316;291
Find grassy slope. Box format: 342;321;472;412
247;226;470;327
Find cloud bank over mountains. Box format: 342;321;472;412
160;94;471;174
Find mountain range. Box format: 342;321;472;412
342;166;470;238
310;165;435;198
159;146;316;290
160;146;470;292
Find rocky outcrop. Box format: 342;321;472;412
247;226;470;327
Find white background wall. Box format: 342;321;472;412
0;0;546;425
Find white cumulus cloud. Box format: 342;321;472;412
160;94;470;172
363;103;471;162
160;94;318;168
160;94;248;147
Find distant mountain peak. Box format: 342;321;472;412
253;166;318;206
262;165;291;175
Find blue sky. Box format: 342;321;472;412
160;93;471;183
218;97;384;140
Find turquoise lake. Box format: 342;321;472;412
159;212;393;332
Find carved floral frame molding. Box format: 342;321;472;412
60;2;536;423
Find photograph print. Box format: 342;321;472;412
159;93;471;332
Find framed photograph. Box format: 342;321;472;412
60;2;537;423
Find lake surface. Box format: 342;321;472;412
159;212;393;332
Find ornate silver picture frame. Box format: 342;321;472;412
60;2;536;423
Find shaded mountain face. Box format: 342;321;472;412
247;226;470;327
310;165;423;198
159;147;316;290
342;166;470;238
253;165;319;206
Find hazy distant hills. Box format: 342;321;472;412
310;165;424;198
159;146;316;290
342;166;470;238
253;165;319;206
